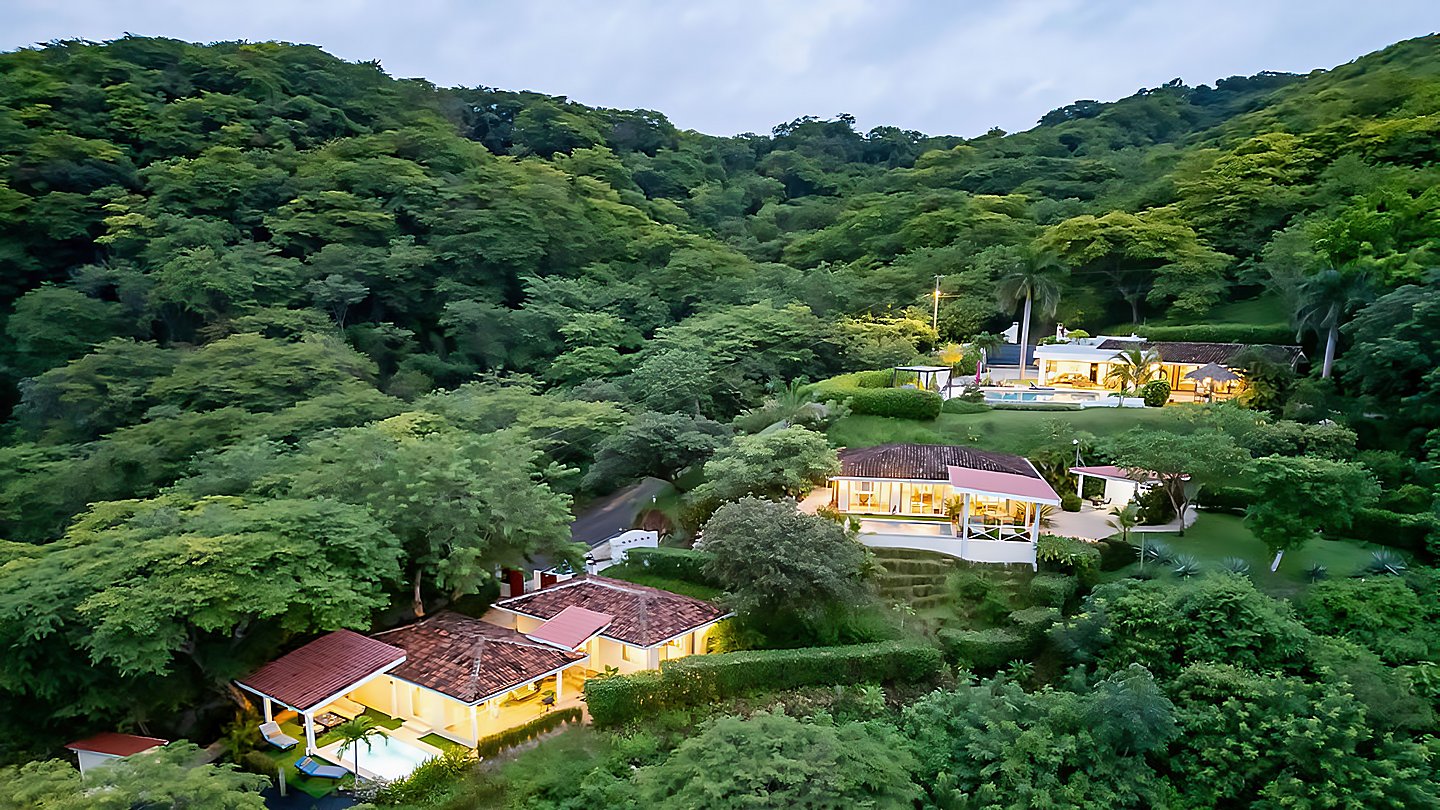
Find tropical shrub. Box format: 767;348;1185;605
1141;379;1171;407
1338;507;1438;555
1037;534;1101;575
807;371;943;420
373;748;477;806
585;641;943;725
1060;492;1082;512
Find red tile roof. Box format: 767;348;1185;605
66;732;167;757
236;630;405;711
839;444;1038;481
527;605;614;650
496;576;728;647
375;612;585;704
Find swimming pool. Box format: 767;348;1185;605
317;733;436;781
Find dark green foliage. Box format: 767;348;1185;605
584;641;943;725
373;747;477;806
625;547;718;586
1029;573;1078;607
939;627;1030;669
1141;378;1171;407
1299;577;1439;666
1060;492;1082;512
1134;324;1296;344
1338;507;1439;555
1134;485;1176;524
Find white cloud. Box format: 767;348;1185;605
1;0;1434;136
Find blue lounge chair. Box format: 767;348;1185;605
296;756;349;779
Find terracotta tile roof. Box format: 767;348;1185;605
527;605;614;650
1096;339;1304;367
66;732;167;757
237;630;405;711
838;444;1039;481
497;576;728;647
375;612;584;704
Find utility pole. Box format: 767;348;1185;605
932;275;942;334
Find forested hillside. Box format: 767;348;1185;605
0;32;1438;783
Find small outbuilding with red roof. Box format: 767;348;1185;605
66;732;167;775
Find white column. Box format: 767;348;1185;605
554;672;564;700
646;646;660;670
469;704;479;744
1076;474;1084;498
262;697;273;724
303;712;317;754
390;679;398;716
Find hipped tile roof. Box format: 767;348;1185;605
236;629;405;711
497;576;727;647
838;443;1038;481
375;612;584;704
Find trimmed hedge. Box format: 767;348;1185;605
1197;486;1254;514
809;372;943;420
991;401;1083;411
1132;324;1295;345
585;641;944;726
1337;507;1439;557
1029;573;1077;607
473;707;583;758
626;547;717;585
1010;606;1062;641
1061;493;1082;512
939;627;1029;669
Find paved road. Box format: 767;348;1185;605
569;477;669;548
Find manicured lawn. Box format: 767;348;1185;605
829;407;1180;455
1107;512;1392;598
599;562;722;600
420;733;472;756
260;708;404;798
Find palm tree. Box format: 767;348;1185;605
967;332;1005;381
1295;267;1373;379
334;715;387;781
995;254;1065;378
1104;346;1162;396
1107;502;1142;568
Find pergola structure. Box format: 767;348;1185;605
891;365;951;392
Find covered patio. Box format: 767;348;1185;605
236;630;407;758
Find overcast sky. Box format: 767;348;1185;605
3;1;1435;137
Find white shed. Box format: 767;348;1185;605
66;732;167;776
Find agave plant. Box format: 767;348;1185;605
1172;554;1201;579
1220;556;1251;576
1366;549;1408;576
1143;541;1174;565
1306;564;1329;583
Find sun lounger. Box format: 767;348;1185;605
328;696;366;720
259;721;299;750
296;756;349;779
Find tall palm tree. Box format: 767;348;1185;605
1104;346;1162;396
334;715;387;781
995;254;1065;377
1295;267;1373;379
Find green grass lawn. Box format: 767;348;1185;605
260;708;404;798
599;562;722;600
1108;513;1391;598
829;408;1181;455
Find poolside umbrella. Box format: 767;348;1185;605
1184;363;1240;384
